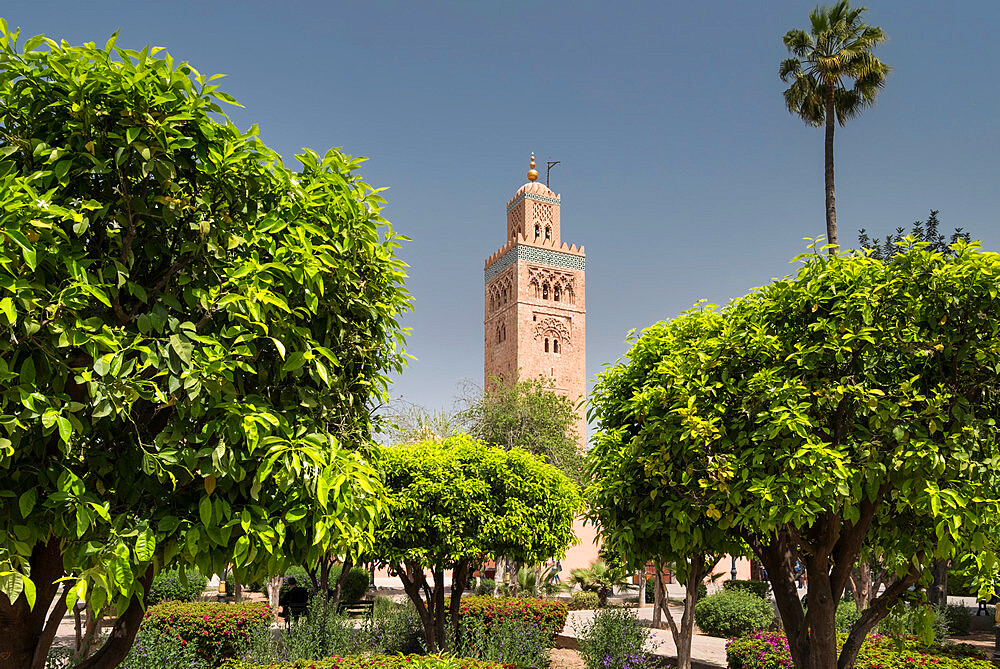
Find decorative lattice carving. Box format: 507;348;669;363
484;245;585;281
507;203;524;239
532;202;553;225
485;268;514;313
527;265;576;303
534;316;572;348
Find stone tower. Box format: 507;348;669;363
484;154;587;446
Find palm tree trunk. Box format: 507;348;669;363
824;83;838;254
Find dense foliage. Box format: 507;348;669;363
458;596;568;639
146;568;208;605
141;601;272;665
726;632;990;669
576;608;657;669
220;656;505;669
723;580;771;600
568;591;600;611
694;589;774;638
588;243;1000;669
373;437;580;651
0;24;409;669
458;617;552;669
460;375;585;485
120;625;211;669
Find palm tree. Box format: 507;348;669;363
780;1;890;253
569;560;632;607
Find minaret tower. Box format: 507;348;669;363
484;154;587;446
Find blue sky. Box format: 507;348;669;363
6;1;999;429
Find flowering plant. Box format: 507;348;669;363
726;631;990;669
458;596;567;639
141;601;273;665
218;654;505;669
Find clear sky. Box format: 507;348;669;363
6;1;999;429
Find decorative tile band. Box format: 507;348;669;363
506;192;561;213
485;244;586;281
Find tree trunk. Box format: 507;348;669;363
234;579;243;603
652;567;664;629
266;575;282;611
333;554;353;604
802;556;838;669
824;82;838;253
927;559;948;606
396;561;440;653
73;566;154;669
654;555;706;669
449;560;471;648
0;539;65;669
433;569;447;650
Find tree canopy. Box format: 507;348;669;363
588;242;1000;669
0;26;409;669
372;435;581;652
460;374;585;486
858;210;971;261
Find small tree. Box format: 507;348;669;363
588;243;1000;669
0;27;409;669
372;435;581;652
460;374;585;486
859;209;971;261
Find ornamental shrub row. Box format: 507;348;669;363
141;601;273;665
458;596;568;638
695;589;774;638
726;631;991;669
219;654;504;669
722;579;771;600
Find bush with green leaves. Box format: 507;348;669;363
576;608;657;669
277;598;358;662
726;631;989;669
458;616;552;669
220;655;505;669
458;596;568;638
147;568;208;605
723;580;771;600
945;604;972;636
877;603;950;645
476;578;496;596
694;589;774;638
834;600;860;634
0;24;410;669
140;601;273;665
120;625;212;669
330;564;370;603
370;598;424;655
569;591;600;611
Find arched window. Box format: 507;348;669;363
553;340;559;353
545;226;551;240
496;326;501;344
542;284;549;300
534;224;540;238
544;338;549;353
553;285;561;301
501;324;506;341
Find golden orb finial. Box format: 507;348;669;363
527;152;538;182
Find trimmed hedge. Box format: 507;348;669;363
569;591;600;611
726;631;991;669
459;596;568;638
220;655;504;669
142;601;273;665
694;589;773;638
722;579;770;599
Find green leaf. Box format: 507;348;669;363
0;297;16;325
18;489;36;518
135;530;155;562
199;495;212;528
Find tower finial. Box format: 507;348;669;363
527;152;538;182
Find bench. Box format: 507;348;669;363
337;600;374;618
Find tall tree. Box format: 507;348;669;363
459;374;585;486
0;26;409;669
781;1;890;253
588;243;1000;669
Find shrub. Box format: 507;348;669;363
576;608;657;669
695;589;774;638
220;655;505;669
726;631;990;669
476;578;497;596
645;577;655;604
121;624;214;669
459;617;552;669
458;596;568;638
878;603;950;645
723;579;771;599
698;582;707;599
370;598;424;655
141;601;273;666
945;604;972;636
835;600;861;633
569;591;600;611
330;565;371;603
147;567;209;606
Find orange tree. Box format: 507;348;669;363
587;243;1000;669
372;435;581;652
0;25;408;669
